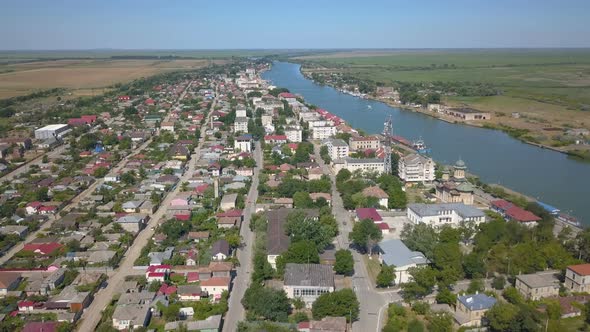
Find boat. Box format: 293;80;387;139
413;138;431;154
367;105;372;110
557;213;582;227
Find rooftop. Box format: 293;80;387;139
516;271;560;288
457;293;496;311
408;203;485;218
377;239;429;268
284;263;334;288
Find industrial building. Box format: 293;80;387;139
34;124;70;140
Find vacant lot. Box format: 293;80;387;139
0;59;211;98
297;49;590;139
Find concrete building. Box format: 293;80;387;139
34;124;70;140
515;271;560;301
285;125;303;143
454;293;497;327
234;134;253;152
376;239;429;284
112;304;151;330
284;263;334;308
234;117;249;133
446;108;491;121
164;315;222;332
312;125;336;140
349;135;380;151
220;193;238;211
322;138;349;161
565;264;590;293
398;153;435;183
332;157;385;174
407;203;485;228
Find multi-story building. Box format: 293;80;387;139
322;138;349;161
349;135;380;151
285;125;303;142
283;263;334;308
407;203;485;228
454;293;496;327
565;264;590;293
311;125;336;140
234;117;249;133
234;134;253;152
398;153;435;183
515;271;560;301
34;124;71;140
332;157;385;174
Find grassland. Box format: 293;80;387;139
296;49;590;149
0;59;214;98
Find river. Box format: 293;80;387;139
262;61;590;224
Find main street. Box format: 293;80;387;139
77;80;206;331
313;143;400;332
222;140;262;332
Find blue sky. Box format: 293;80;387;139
1;0;589;50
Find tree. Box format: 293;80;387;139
486;302;517;332
293;192;314;208
333;250;354;276
407;319;425;332
401;266;438;301
242;285;291;321
376;265;396;288
312;289;359;322
426;312;453;332
336;169;352;183
400;223;438;258
435;287;457;305
93;166;108;178
285;210;333;250
492;276;506;290
348;219;382;253
275;241;319;275
502;286;523;304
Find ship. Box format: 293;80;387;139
413;138;431;154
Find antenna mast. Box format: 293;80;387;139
383;115;393;174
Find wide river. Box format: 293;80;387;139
262;62;590;224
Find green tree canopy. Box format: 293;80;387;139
312;289;360;322
333;249;354;276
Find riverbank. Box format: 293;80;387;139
298;64;590;161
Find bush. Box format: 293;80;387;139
411;301;430;315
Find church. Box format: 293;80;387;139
435;159;475;205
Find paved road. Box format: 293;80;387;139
222;141;262;332
76;80;202;331
313;143;400;332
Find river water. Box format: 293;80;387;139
262;62;590;224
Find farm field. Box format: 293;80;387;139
296;49;590;145
0;59;212;98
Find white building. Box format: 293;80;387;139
234;135;253;152
333;157;385;174
234;117;249;133
34;124;70;140
312;125;336;140
283;264;334;308
261;114;274;127
322;138;349;160
377;239;429;284
407;203;485;228
285;125;303;143
236;109;247;118
398;153;435;183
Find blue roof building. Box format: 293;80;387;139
455;293;497;327
376;239;429;284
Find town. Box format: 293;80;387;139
0;58;587;332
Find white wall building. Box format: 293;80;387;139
34;124;70;140
234;135;253;152
322;138;349;160
234;117;249;133
377;239;429;284
398;153;435;183
312;125;336;140
333;157;385;174
407;203;486;228
285;125;303;143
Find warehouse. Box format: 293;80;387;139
34;124;71;140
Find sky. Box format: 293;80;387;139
1;0;589;50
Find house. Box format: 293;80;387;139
283;263;335;308
188;231;210;242
112;304;151;330
211;240;230;261
565;264;590;293
46;285;90;312
362;186;389;208
515;271;560;301
0;272;22;295
220;193;238;211
200;277;231;300
122;200;144;213
310;193;331;206
307;167;324;180
398;153;435;183
18;300;35;312
407;203;485;228
490;199;542;226
160;122;175;132
104;173;121;183
177;284;205;301
216;209;243;229
179;307;194;318
355;208;382;222
274;197;294;209
454;293;497;327
376;239;429;284
115;214;148;233
23;322;60;332
298;316;348;332
22;242;63;256
164;315;222;332
148;248;174;266
265;135;288;144
0;225;28;237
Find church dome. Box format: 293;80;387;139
455;159;466;169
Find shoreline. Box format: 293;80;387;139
296;64;588;159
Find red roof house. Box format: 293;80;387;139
355;208;383;222
22;242;63;256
